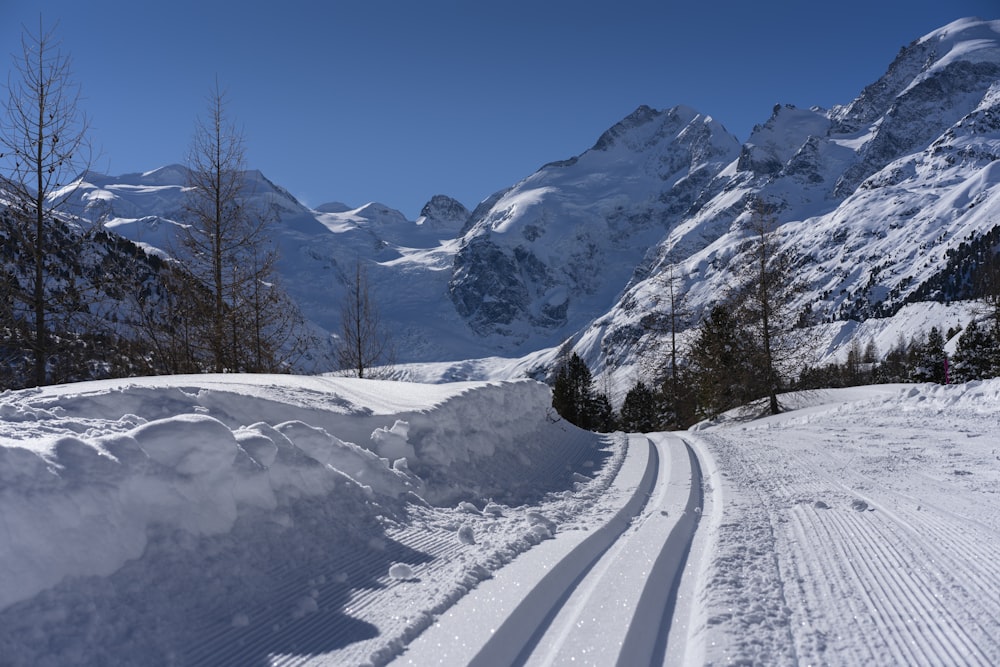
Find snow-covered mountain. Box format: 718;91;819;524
43;17;1000;380
577;17;1000;379
449;105;739;349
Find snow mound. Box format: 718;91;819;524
0;374;593;614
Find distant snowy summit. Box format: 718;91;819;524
449;105;740;343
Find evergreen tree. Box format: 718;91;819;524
551;353;592;427
688;304;762;418
951;319;997;382
589;391;617;433
911;327;947;383
619;381;660;432
873;333;913;383
551;352;614;431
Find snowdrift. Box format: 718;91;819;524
0;375;590;614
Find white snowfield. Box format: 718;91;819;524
0;375;998;665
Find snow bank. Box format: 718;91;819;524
0;374;573;612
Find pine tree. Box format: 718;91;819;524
552;353;592;427
688;304;762;418
589;391;617;433
551;352;615;431
911;327;947;384
619;381;660;432
951;319;997;383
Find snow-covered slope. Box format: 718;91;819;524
449;105;739;350
58;167;494;364
581;17;1000;382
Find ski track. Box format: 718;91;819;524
690;398;1000;666
394;432;704;666
518;433;703;666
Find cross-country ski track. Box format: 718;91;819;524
400;433;703;666
398;388;1000;666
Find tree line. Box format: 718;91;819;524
0;21;391;389
550;204;1000;432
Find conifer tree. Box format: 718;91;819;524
619;381;660;432
911;327;947;383
551;352;614;431
951;319;997;383
552;352;592;427
688;304;761;418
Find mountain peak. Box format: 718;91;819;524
416;195;470;233
591;105;702;152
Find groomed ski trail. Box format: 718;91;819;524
398;432;704;666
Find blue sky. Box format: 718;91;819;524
3;1;997;218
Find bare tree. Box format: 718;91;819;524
175;80;296;373
655;265;691;424
732;202;807;415
0;19;91;386
336;260;394;378
642;264;694;427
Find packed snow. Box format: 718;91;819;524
1;373;998;665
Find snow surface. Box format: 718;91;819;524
2;373;998;665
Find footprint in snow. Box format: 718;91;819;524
813;500;830;510
851;499;872;512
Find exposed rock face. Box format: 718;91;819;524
416;195;470;235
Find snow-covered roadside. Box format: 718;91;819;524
0;375;617;666
682;381;1000;666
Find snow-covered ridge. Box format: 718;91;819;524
448;104;741;345
579;16;1000;386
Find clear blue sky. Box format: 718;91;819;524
3;1;997;218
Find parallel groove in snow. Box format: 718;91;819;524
695;413;1000;667
775;444;1000;665
396;433;657;665
498;434;703;666
467;435;662;666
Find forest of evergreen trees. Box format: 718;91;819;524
551;315;1000;433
